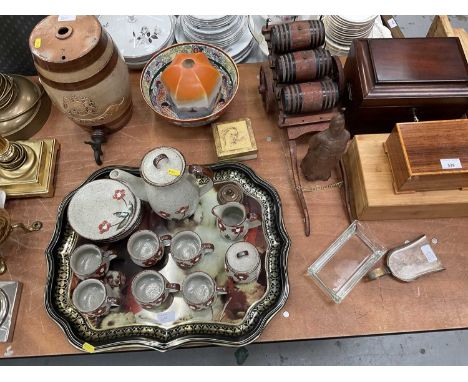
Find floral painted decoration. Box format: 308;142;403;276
113;189;126;200
175;205;189;218
232;226;244;235
158;211;171;219
133;26;159;46
97;190;134;234
98;220;111;234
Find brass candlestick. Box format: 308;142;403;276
0;134;59;198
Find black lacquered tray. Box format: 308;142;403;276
45;162;290;352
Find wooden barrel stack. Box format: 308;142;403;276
258;19;344;128
257;19;346;237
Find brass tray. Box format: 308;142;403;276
45;163;290;352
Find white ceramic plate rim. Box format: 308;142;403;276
99;15;175;60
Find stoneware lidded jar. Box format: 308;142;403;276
110;147;213;220
225;242;261;284
29;16;132;164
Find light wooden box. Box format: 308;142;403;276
385;119;468;193
342;134;468;220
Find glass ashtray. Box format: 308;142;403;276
307;221;386;303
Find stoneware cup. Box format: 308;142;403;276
225;242;261;284
131;270;180;309
70;244;117;280
170;230;214;269
182;271;227;311
212;201;261;241
127;230;171;267
72;279;119;318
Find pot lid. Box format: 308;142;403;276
226;242;260;273
141;147;186;186
217;183;243;204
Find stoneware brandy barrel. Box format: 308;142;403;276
280;80;339;114
29;16;132;163
275;48;333;83
271;20;325;54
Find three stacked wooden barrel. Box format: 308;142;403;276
263;19;340;115
29;16;132;134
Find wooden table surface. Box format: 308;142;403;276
2;63;468;358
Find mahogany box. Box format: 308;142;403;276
385;119;468;193
344;38;468;135
342;134;468;220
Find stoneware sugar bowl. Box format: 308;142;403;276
225;242;261;284
110;146;213;220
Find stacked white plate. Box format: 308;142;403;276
323;15;379;56
99;16;176;70
68;179;142;243
175;15;254;63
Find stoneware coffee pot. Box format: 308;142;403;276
110;147;213;220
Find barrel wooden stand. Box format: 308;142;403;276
258;19;345;236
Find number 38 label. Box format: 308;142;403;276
440;158;462;170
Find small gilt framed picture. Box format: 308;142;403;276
212;118;258;161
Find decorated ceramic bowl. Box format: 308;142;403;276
140;43;239;127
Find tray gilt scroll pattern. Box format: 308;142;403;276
45;163;289;351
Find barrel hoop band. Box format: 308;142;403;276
38;47;119;91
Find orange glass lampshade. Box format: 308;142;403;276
161;52;222;117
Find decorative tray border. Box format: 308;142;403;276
44;162;290;352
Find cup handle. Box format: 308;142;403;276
201;243;215;255
153;153;169;169
103;250;118;261
107;296;120;307
166;283;180;293
188;165;214;197
247;212;261;229
236;250;249;258
160;234;172;247
216;286;228;295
